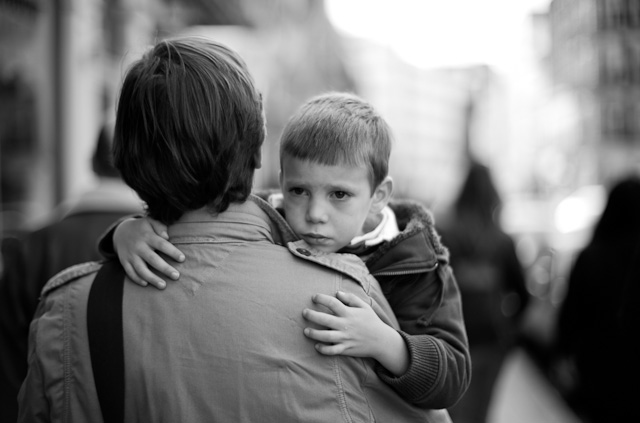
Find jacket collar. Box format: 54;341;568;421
287;240;374;292
165;194;318;248
248;194;298;245
168;198;275;244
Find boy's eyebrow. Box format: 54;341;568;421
285;179;362;192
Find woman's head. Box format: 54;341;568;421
113;36;265;224
453;161;501;225
593;175;640;244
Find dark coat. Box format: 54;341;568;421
556;176;640;422
0;181;142;422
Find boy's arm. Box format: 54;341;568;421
375;265;471;409
97;215;136;260
98;216;184;289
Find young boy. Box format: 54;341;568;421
108;92;470;408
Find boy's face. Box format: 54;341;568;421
280;156;379;253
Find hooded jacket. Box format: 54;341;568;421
345;199;470;408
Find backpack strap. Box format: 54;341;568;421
87;260;126;423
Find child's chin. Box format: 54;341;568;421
312;246;338;254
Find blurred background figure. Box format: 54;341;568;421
553;175;640;423
0;122;143;422
438;160;530;423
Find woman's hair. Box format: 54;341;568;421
453;161;502;226
592;175;640;244
113;36;265;224
279;92;392;191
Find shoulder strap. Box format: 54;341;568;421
87;260;126;423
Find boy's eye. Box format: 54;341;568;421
333;191;349;199
289;187;306;196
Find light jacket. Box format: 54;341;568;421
18;195;452;423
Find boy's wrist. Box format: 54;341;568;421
113;216;140;253
97;215;141;259
374;325;409;377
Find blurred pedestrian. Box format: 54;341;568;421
438;160;530;423
0;122;143;422
554;175;640;423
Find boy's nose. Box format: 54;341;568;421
306;199;329;223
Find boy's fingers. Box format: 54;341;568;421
148;217;169;240
131;257;167;289
311;293;347;315
140;249;180;280
149;238;185;263
303;327;343;344
336;291;368;308
122;262;147;287
302;308;340;329
314;343;345;356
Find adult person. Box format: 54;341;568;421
554;175;640;422
17;36;451;422
0;122;142;422
438;161;529;423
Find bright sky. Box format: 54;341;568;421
325;0;552;72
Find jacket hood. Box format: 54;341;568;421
366;199;449;275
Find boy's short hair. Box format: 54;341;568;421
279;92;392;190
113;36;264;224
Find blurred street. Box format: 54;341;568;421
489;348;582;423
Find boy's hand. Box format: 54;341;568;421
113;217;185;289
302;291;409;376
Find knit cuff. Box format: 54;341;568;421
376;331;441;403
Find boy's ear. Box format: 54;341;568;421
371;176;393;213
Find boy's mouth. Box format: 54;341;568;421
302;233;331;244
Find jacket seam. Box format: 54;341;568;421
333;357;354;423
334;274;354;422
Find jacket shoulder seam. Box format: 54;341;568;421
40;261;102;297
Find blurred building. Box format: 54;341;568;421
501;0;640;361
337;34;513;214
0;0;355;234
548;0;640;184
